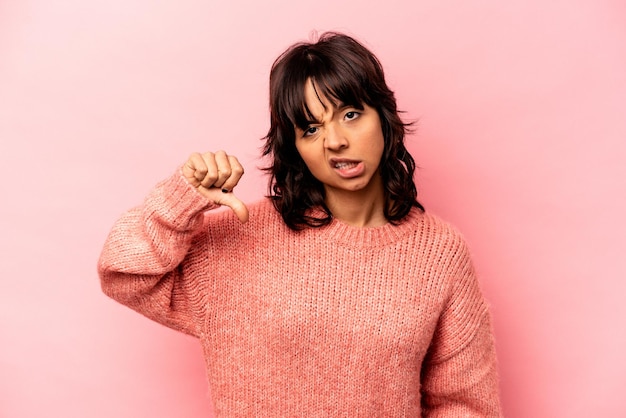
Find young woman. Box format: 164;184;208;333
98;32;502;417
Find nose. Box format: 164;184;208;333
323;123;348;150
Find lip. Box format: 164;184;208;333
329;158;364;178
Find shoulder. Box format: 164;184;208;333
397;210;475;278
406;209;469;251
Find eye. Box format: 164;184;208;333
344;111;360;121
303;126;319;137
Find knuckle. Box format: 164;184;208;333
232;165;244;176
206;170;218;181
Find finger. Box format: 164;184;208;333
199;152;219;188
220;155;245;192
182;152;207;186
211;150;232;189
218;192;250;223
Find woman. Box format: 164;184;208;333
98;32;502;417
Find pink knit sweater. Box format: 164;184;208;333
98;172;502;417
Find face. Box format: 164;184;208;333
294;79;385;200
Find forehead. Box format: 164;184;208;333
303;80;336;116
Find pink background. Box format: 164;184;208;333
1;1;625;416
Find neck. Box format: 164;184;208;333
324;184;387;228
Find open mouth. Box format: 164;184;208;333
334;161;359;170
330;159;365;178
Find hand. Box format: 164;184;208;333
182;151;249;223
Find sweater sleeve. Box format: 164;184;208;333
97;172;216;338
420;238;503;417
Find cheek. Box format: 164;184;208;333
372;131;385;160
294;142;306;163
366;118;385;154
294;142;316;171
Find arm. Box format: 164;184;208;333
420;241;502;417
97;151;248;337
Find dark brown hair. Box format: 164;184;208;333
263;32;424;230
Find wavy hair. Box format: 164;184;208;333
263;32;424;230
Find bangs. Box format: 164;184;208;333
278;52;371;131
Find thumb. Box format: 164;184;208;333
216;192;249;223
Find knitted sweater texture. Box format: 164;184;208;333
98;172;502;417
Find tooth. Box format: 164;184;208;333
336;162;355;169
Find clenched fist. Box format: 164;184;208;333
182;151;249;223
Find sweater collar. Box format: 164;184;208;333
314;207;423;249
